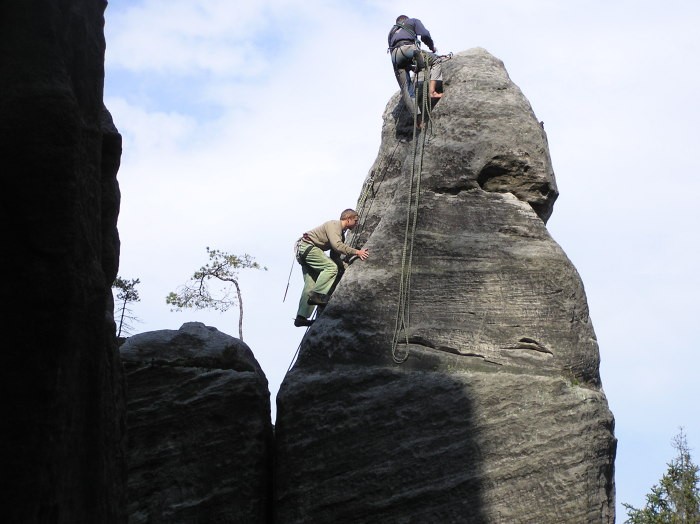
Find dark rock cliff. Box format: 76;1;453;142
0;1;126;522
275;48;616;523
120;323;273;523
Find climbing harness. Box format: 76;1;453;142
296;239;314;263
387;22;419;52
284;238;320;371
283;238;314;302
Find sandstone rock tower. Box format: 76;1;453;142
275;48;616;523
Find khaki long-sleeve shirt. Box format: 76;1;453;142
303;220;358;257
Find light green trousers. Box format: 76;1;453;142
297;242;339;319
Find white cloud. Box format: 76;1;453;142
107;0;279;75
106;96;199;155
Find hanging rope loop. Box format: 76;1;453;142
390;55;433;364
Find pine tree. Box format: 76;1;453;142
166;248;265;341
624;428;700;523
113;276;141;337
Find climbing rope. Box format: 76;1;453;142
286;307;319;372
287;50;448;367
282;244;297;302
348;140;402;250
391;52;433;363
351;51;448;250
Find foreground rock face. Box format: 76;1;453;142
275;48;616;522
121;323;273;523
1;2;126;522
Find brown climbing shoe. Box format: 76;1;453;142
307;291;329;306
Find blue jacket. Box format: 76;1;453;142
388;17;436;52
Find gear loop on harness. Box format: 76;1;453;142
283;238;317;303
295;238;314;264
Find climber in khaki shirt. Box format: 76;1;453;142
294;209;369;327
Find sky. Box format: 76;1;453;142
104;0;700;517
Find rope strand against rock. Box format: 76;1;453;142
348;140;402;250
391;56;433;363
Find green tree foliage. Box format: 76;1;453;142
624;428;700;523
113;276;141;337
165;248;266;341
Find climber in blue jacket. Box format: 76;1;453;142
388;15;443;122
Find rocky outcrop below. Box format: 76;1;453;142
275;48;616;522
120;323;273;523
1;2;126;522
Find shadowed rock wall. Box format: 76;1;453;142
0;1;126;522
121;323;273;523
275;49;616;523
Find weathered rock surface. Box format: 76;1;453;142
121;322;272;523
1;2;126;522
275;48;616;522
